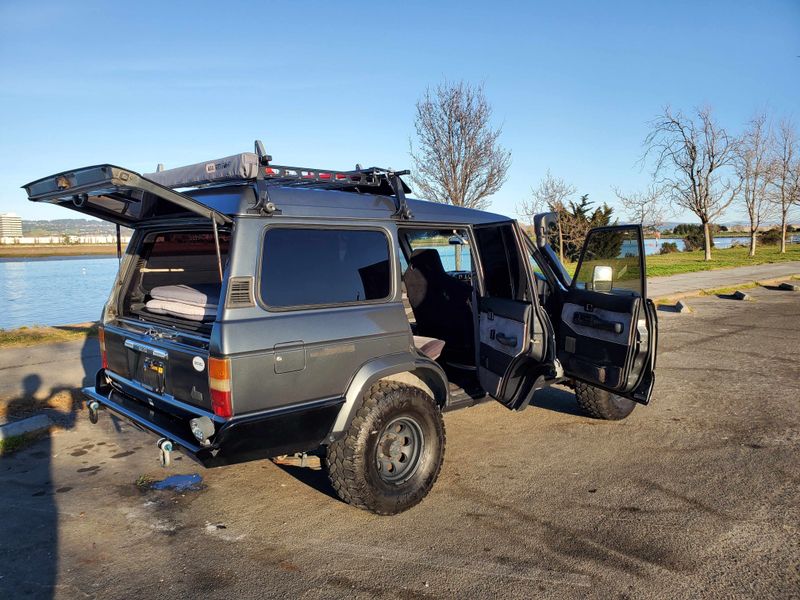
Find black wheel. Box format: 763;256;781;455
574;380;636;420
325;381;445;515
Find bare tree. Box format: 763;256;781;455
735;114;774;256
612;184;668;232
770;119;799;253
643;106;739;260
517;170;575;260
410;81;511;211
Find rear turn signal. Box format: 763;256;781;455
208;357;232;418
98;326;108;369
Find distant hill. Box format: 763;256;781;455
22;219;132;236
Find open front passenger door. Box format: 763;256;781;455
558;225;657;404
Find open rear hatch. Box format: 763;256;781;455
24;165;232;430
23;164;232;227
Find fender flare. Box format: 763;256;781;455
328;352;449;438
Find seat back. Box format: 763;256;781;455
403;249;474;351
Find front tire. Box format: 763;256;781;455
574;380;636;420
325;381;445;515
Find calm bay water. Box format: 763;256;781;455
1;234;797;329
0;256;118;330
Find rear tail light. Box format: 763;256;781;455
98;326;108;370
208;357;232;418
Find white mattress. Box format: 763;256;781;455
150;284;219;308
146;284;220;322
146;298;217;322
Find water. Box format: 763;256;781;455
0;255;118;330
644;234;800;255
1;234;797;329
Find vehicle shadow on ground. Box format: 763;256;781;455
271;453;342;502
0;334;95;600
530;385;585;417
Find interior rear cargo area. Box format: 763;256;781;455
120;229;230;331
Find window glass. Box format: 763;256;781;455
474;224;525;299
260;228;391;308
573;227;642;296
404;229;472;272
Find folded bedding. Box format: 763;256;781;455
145;284;220;322
149;284;220;308
145;298;217;321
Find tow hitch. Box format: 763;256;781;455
157;438;174;468
88;400;100;424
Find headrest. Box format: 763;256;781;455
408;248;446;277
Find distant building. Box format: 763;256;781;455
0;213;22;237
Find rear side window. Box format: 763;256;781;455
260;228;391;308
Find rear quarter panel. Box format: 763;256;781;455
218;217;412;415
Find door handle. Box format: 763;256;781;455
496;333;518;347
573;312;623;334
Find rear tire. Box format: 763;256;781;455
325;381;445;515
574;380;636;420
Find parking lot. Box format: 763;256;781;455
2;285;798;599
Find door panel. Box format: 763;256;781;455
477;296;531;399
559;225;656;403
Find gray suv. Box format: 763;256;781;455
24;141;657;515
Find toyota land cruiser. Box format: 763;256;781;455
24;141;657;515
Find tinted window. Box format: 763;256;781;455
260;228;391;308
474;224;525;299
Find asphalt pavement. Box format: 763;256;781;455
1;285;798;599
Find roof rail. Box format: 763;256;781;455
146;140;413;219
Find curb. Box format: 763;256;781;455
652;274;800;303
0;414;52;441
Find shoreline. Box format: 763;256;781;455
0;244;120;258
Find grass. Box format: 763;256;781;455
0;432;44;456
645;244;800;277
0;322;98;348
0;244;119;258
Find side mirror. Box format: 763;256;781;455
532;212;558;248
592;265;613;292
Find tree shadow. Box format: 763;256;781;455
0;333;96;599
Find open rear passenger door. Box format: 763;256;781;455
558;225;657;404
472;222;554;411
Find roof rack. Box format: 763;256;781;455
144;140;413;219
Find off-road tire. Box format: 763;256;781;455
574;380;636;420
325;381;445;515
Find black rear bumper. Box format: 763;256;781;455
85;370;343;467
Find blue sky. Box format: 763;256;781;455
1;0;798;223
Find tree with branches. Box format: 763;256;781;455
643;106;739;260
410;81;511;211
517;170;575;260
770;119;800;253
612;184;668;232
735;113;774;256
